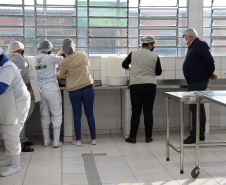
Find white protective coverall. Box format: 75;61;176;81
0;60;30;176
34;53;63;147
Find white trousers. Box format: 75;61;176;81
0;92;30;156
40;91;62;129
20;99;35;142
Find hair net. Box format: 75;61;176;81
183;28;198;37
8;41;24;53
62;38;75;54
140;36;155;44
37;40;53;52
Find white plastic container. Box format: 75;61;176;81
106;75;129;86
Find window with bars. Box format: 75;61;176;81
0;0;187;57
204;0;226;56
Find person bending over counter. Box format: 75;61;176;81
57;38;96;146
122;36;162;144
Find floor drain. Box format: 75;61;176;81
83;153;106;185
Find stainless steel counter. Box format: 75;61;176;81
59;79;226;90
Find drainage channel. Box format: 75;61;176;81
83;153;106;185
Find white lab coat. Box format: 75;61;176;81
34;54;63;128
0;61;30;156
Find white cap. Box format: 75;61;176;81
140;36;155;44
0;48;2;55
8;41;24;53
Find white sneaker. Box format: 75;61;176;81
71;140;82;146
91;140;97;145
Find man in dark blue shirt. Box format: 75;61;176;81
182;28;216;144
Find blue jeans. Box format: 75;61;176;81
69;87;96;140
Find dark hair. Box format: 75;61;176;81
142;43;149;47
142;42;154;47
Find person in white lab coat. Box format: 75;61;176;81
34;40;63;148
0;50;30;177
8;41;41;152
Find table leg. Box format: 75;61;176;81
180;102;184;174
166;97;170;161
191;97;201;178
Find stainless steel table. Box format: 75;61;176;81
191;91;226;178
165;92;209;174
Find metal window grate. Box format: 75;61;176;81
0;0;187;57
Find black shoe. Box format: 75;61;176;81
21;146;34;152
200;135;205;141
184;136;195;144
23;141;33;147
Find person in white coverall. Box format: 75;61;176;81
8;41;41;152
0;50;30;177
34;40;63;148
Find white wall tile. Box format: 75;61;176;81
106;118;118;129
213;57;221;70
94;89;106;95
94;95;105;106
176;71;184;79
94;71;101;80
220;70;226;79
176;58;184;70
106;95;118;105
221;60;226;69
106;89;118;95
209;116;220;126
64;99;72;111
64;123;73;136
163;71;175;79
220;116;226;126
64;111;73;124
161;58;175;70
106;106;118;118
88;57;94;70
93;57;101;70
95;118;106;129
94;107;106;118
